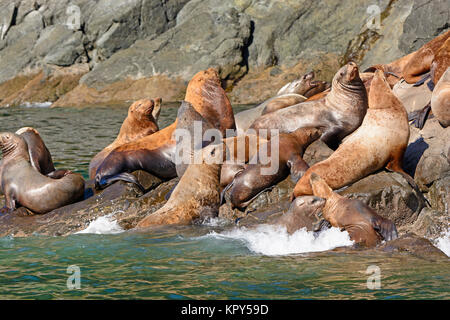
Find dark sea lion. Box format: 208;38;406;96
219;133;268;188
309;172;398;247
234;71;327;134
94;68;235;189
225;127;321;210
136;142;225;227
250;62;368;150
293;70;410;197
273;196;326;234
403;30;450;84
0;132;85;214
89;98;161;179
431;67;450;128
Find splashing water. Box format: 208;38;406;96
201;225;354;256
435;229;450;257
76;214;123;235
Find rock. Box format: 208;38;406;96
34;25;85;66
404;119;450;191
377;233;448;260
339;171;424;228
407;207;449;240
427;173;450;214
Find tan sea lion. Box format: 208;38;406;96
136;142;225;227
234;71;328;134
250;62;368;150
94;68;235;189
431;67;450;127
0;132;85;214
431;37;450;86
293;70;410;197
403;30;450;84
224;127;322;210
89;98;161;179
309;172;398;247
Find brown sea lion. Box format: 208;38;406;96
136;142;225;227
224;127;321;210
431;37;450;86
94;68;236;189
403;30;450;84
293;70;410;197
273;196;326;234
431;67;450;127
234;71;328;134
89;98;161;179
250;62;368;150
309;172;398;247
0;132;85;214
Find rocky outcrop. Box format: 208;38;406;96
1;0;448;107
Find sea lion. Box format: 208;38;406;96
273;196;326;234
234;71;327;134
0;132;85;214
403;30;450;84
309;172;398;247
89;98;161;179
250;62;368;150
94;68;235;189
293;70;410;197
224;127;321;210
136;142;225;227
0;127;68;195
431;37;450;86
431;67;450;128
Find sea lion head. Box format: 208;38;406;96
128;98;161;122
335;62;362;87
309;172;333;199
0;132;29;160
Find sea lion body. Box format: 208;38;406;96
89;98;161;179
136;143;224;227
0;133;85;214
431;37;450;85
309;173;398;247
225;128;321;210
431;67;450;127
294;70;410;196
234;71;327;134
250;63;368;149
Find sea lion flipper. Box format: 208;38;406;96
96;172;145;193
412;73;430;87
287;155;309;183
408;103;431;129
427;80;435;91
164;182;178;201
371;216;398;242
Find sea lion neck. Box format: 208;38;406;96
0;137;30;163
369;71;405;111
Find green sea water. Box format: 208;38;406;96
0;104;448;300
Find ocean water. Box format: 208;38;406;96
0;103;448;299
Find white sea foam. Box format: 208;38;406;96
76;214;123;235
202;225;354;256
21;101;52;108
434;229;450;257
